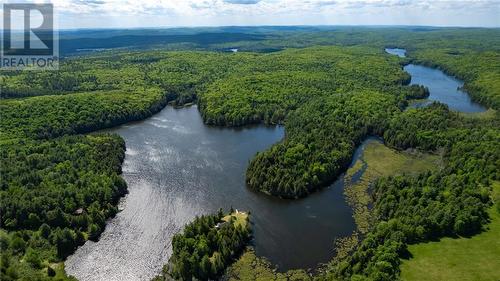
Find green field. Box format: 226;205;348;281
1;27;499;281
400;182;500;281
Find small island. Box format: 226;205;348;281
153;209;250;281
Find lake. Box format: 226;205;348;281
66;105;357;281
385;48;406;58
385;48;487;113
65;47;483;281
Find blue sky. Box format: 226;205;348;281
2;0;499;29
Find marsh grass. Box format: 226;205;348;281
224;248;312;281
344;140;441;234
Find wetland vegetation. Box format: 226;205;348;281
0;26;499;281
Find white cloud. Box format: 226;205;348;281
4;0;497;28
223;0;263;4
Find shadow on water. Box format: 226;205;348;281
66;105;362;280
68;45;484;280
65;47;484;281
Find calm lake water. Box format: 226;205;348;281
66;48;483;281
385;48;406;58
66;105;357;281
404;64;487;112
385;48;487;113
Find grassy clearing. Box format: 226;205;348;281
223;210;249;229
344;140;441;233
362;140;441;177
400;181;500;281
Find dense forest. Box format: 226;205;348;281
0;49;251;281
409;49;500;109
153;210;250;281
0;27;499;280
246;91;400;198
50;26;500;57
318;104;499;281
0;135;126;280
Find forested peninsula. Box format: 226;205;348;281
0;27;498;280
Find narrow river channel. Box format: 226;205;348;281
385;48;487;113
66;48;486;281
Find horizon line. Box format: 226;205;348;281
48;24;500;31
